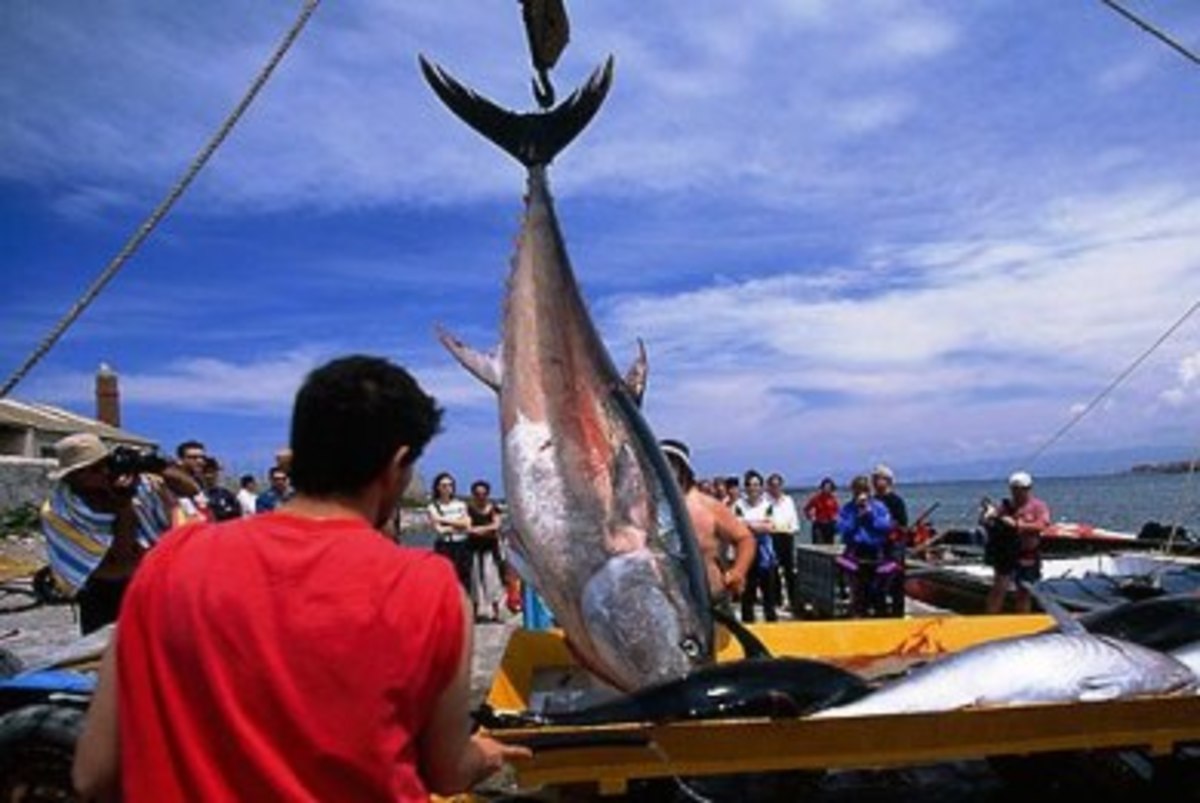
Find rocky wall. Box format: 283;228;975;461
0;457;54;511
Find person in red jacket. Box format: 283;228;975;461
803;477;840;545
74;355;529;802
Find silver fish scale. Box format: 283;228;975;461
813;632;1198;719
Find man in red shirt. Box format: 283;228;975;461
74;355;529;802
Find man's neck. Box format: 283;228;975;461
284;494;372;525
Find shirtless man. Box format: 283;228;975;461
660;439;756;612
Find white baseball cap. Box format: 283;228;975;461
1008;471;1033;489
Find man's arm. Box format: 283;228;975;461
419;591;530;794
710;500;755;594
73;634;120;802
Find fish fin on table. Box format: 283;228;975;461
1025;580;1087;636
711;604;773;659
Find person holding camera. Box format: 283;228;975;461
835;475;896;617
40;433;185;634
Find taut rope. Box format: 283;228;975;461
0;0;322;399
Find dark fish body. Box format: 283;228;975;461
485;658;871;728
813;630;1197;719
1079;593;1200;652
421;56;712;692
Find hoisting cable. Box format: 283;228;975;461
1098;0;1200;67
1024;298;1200;466
0;0;322;399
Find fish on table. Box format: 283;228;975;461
814;591;1198;719
1077;592;1200;686
419;54;712;693
478;657;871;729
1078;593;1200;653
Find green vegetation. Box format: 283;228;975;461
1;503;40;539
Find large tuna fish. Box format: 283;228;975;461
817;589;1198;719
419;54;713;692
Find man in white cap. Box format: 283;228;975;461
981;470;1051;614
660;439;755;614
39;433;184;634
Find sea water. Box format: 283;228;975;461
400;471;1200;547
865;471;1200;538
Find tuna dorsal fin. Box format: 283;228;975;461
623;338;649;407
435;325;502;392
418;54;614;168
1026;581;1087;636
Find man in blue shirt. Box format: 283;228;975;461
255;466;294;512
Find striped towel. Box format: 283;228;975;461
40;480;181;595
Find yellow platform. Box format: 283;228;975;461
482;616;1200;796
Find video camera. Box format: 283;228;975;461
106;445;169;480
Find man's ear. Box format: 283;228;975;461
390;445;412;488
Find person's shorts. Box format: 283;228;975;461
1013;560;1041;585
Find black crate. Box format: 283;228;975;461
794;544;846;619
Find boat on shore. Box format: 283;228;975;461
905;547;1200;615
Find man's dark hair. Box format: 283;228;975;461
288;355;443;496
239;474;256;489
176;439;205;459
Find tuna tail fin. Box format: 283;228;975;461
418;54;614;167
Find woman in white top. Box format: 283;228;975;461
426;472;472;591
733;469;780;623
766;472;800;614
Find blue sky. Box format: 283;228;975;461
2;1;1199;489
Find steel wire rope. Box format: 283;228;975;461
1099;0;1200;67
1024;298;1200;467
0;0;323;399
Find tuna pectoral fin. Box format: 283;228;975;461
435;325;501;391
623;338;649;406
1078;676;1128;702
418;53;613;168
712;604;773;659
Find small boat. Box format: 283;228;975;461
905;550;1200;615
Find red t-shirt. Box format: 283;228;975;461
116;512;465;802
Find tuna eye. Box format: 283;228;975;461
680;637;702;659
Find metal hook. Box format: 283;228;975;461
532;67;556;110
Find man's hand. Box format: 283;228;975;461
468;733;532;787
723;569;746;596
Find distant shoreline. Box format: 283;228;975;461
1129;460;1199;475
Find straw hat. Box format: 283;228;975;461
47;433;109;481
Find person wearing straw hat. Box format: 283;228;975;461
39;432;183;634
